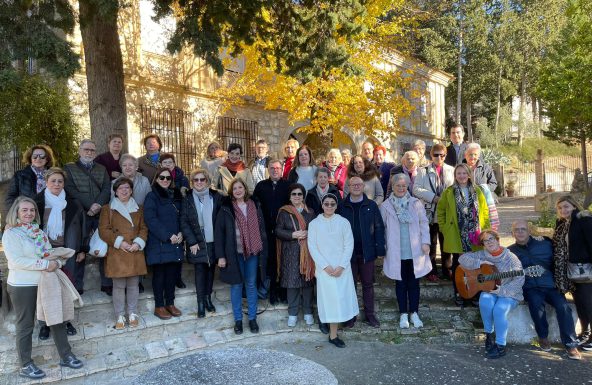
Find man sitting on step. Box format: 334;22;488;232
508;219;581;360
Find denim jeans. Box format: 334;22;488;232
230;254;258;321
524;287;578;347
479;292;518;346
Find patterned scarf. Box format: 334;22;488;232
222;159;246;173
276;205;315;281
552;219;576;294
32;166;46;193
388;191;412;224
233;200;263;257
14;221;53;259
454;183;480;252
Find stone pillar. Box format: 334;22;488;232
535;149;545;194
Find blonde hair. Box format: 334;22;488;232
43;167;66;181
5;197;41;227
190;167;211;183
283;139;300;157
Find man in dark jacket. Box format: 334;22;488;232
248;139;271;185
63;139;112;295
338;176;386;328
508;219;581;360
444;124;468;167
253;159;290;304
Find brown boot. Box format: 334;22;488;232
165;305;182;317
154;307;172;320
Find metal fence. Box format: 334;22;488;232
0;147;22;183
216;117;259;161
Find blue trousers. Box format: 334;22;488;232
524;287;578;348
230;254;258;321
479;292;518;346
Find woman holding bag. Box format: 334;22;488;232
553;195;592;350
380;173;431;329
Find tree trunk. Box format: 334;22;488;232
582;132;589;189
517;72;526;147
466;101;473;142
456;5;463;125
531;95;541;138
78;1;128;154
493;66;502;148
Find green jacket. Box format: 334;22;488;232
436;185;490;254
64;161;111;211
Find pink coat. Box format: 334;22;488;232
379;197;431;280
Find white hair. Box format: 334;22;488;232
413;139;426;147
465;142;481;155
326;148;342;163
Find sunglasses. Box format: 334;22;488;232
32;154;47;160
291;192;303;196
433;154;446;158
158;175;172;181
193;177;207;182
323;202;337;207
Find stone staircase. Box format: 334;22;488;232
0;252;582;384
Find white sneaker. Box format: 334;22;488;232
288;315;297;327
115;315;126;330
410;312;423;328
303;314;314;325
399;313;409;329
128;313;139;328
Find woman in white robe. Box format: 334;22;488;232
308;193;358;348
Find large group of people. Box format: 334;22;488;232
2;123;591;379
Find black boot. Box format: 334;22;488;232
197;299;206;318
205;295;216;312
485;332;495;352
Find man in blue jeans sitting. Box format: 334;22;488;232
508;219;581;360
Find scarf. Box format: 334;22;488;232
232;200;263;257
148;152;160;167
222;159;246;173
403;165;417;191
14;221;53;259
276;205;315;282
193;189;214;242
44;189;67;240
388;191;412;224
110;197;139;225
454;183;480;252
552;219;576;293
316;184;329;199
32;166;46;193
283;157;294;179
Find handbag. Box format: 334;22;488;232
89;229;108;258
567;262;592;282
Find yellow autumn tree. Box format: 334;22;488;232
216;0;425;145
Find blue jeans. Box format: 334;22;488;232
525;287;578;348
230;254;258;321
479;292;518;346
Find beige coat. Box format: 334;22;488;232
99;204;148;278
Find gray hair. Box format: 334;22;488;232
402;150;418;162
413;139;426;148
390;172;411;187
119;153;139;167
79;139;96;149
315;166;331;178
326;148;342;163
465;142;481;155
341;149;352;157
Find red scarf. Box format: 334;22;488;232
233;200;263;257
223;159;246;173
282;157;294;179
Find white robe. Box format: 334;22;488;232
307;214;358;323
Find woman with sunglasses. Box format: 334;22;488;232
6;144;56;210
180;168;222;318
458;230;524;359
413;144;455;282
276;183;316;327
215;178;268;334
308;193;357;348
144;168;185;320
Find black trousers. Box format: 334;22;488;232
573;282;592;334
152;262;180;307
8;285;72;366
194;243;217;299
428;223;450;277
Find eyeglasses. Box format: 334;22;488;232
513;227;528;232
291;192;303;196
323;202;337;207
482;237;497;244
81;148;96;153
32;154;47;160
193;177;207;182
433;154;446;158
350;183;364;188
158;175;172;181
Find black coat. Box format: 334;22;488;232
6;167;40;208
214;198;268;285
305;184;342;216
337;194;386;263
567;210;592;264
143;185;184;266
180;188;222;264
35;190;89;254
275;207;315;288
444;142;468;167
253;178;290;235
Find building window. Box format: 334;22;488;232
217;117;259;161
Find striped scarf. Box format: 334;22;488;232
276;205;315;282
232;200;263;257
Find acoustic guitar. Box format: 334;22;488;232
455;264;545;299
